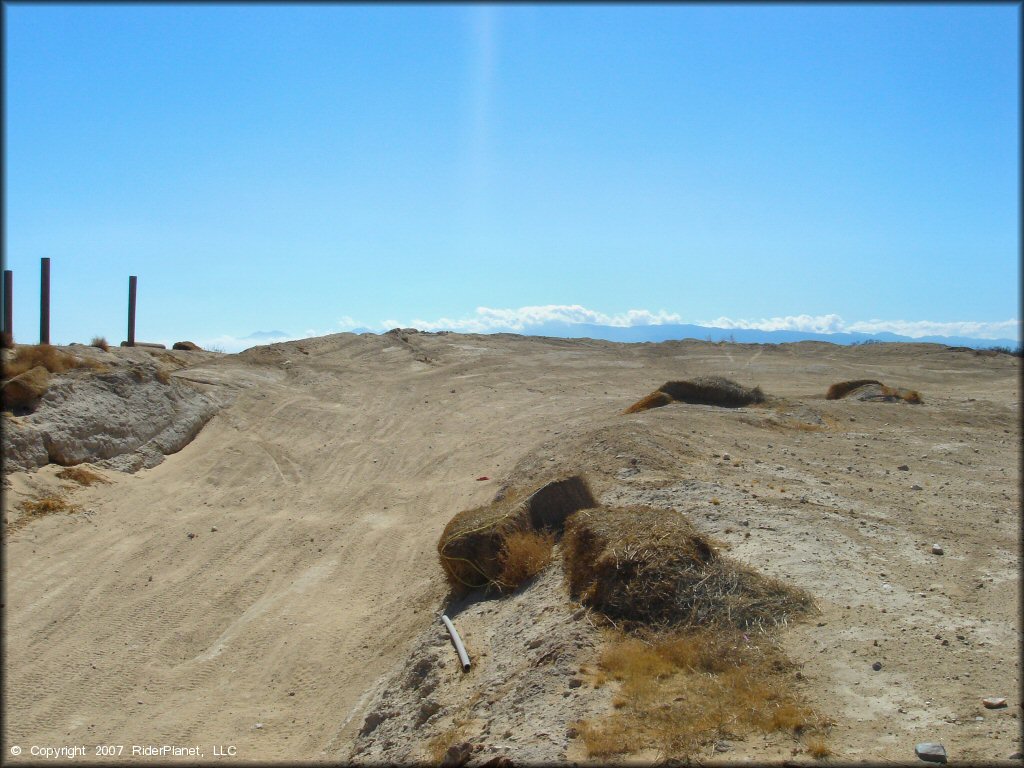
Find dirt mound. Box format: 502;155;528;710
438;475;596;591
563;505;813;630
172;341;202;351
826;380;922;403
625;376;765;413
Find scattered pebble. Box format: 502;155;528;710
722;453;731;461
915;742;947;763
186;532;196;539
983;697;1008;709
254;723;263;730
911;484;923;491
210;526;218;532
931;544;944;555
872;661;882;671
898;464;910;471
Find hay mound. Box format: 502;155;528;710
625;376;765;413
525;475;596;531
826;380;922;403
438;475;596;591
563;506;813;630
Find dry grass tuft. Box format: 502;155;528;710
626;376;765;414
9;494;80;532
563;506;813;630
155;368;171;385
90;336;109;352
2;344;83;378
578;627;827;761
805;734;833;759
56;466;109;487
497;529;555;589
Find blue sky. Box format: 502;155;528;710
4;3;1019;351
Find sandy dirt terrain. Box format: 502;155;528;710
2;331;1020;764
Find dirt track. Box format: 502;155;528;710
3;332;1020;763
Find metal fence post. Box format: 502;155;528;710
127;275;137;347
3;270;12;341
40;258;50;345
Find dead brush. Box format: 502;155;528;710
625;376;766;414
577;626;828;761
9;494;80;532
826;380;921;404
497;530;555;589
2;344;83;378
623;390;672;414
89;336;109;352
56;466;109;487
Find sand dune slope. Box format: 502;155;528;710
3;332;1019;763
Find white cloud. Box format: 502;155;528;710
391;305;1020;342
408;304;684;332
843;318;1021;340
701;314;847;334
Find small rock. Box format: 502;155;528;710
568;678;583;689
1008;751;1023;760
983;697;1008;709
911;484;923;491
254;723;263;730
722;453;731;461
187;532;196;539
898;464;910;471
915;743;947;763
210;526;218;532
931;544;944;555
872;661;882;671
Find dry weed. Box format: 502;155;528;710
9;494;80;532
805;734;832;759
155;368;171;385
89;336;109;352
497;529;554;589
3;344;82;378
56;466;109;487
581;627;826;762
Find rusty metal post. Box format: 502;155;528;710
3;270;12;340
40;258;50;345
127;275;138;347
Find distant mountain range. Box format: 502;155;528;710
347;322;1019;350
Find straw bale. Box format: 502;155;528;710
525;474;597;531
825;379;884;400
658;377;765;407
438;474;596;591
564;506;813;630
826;380;922;404
438;493;531;590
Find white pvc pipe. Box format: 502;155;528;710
440;614;471;672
